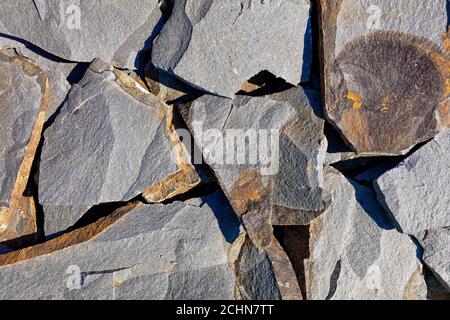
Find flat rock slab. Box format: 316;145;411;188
374;130;450;235
301;169;427;300
0;52;48;243
152;0;312;97
39;59;200;237
418;228;450;291
0;0;162;69
0;192;240;300
320;0;449;155
178;87;330;248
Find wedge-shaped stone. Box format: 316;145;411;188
0;52;48;243
320;0;449;155
0;0;162;69
0;192;240;300
299;169;427;300
417;228;450;291
374;130;450;235
39;59;200;237
229;232;302;300
152;0;312;97
178;87;330;248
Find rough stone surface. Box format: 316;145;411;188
0;52;48;243
152;0;312;97
178;86;330;248
320;0;449;155
0;0;162;69
7;47;75;121
299;169;427;300
39;59;200;237
0;192;240;300
417;228;450;291
374;130;450;235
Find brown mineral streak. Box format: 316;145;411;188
143;105;200;202
0;202;141;268
228;168;268;216
265;236;303;300
403;265;425;300
0;53;49;242
111;67;199;202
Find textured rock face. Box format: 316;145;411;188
178;87;330;248
0;0;162;69
7;47;75;121
0;52;48;243
38;60;200;236
0;193;240;300
418;228;450;291
374;130;450;235
320;0;449;155
300;170;427;300
152;0;312;97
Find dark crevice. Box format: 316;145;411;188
69;195;146;233
331;138;434;182
325;259;342;300
276;225;311;300
236;70;294;97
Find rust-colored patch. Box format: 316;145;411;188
345;91;363;109
228;168;268;216
403;265;426;300
0;202;141;267
340;109;370;153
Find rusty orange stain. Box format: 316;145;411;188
445;79;450;97
345;91;363;109
380;96;392;113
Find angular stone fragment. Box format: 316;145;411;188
299;169;427;300
178;87;330;248
39;59;200;237
0;193;240;300
229;232;301;300
417;228;450;291
152;0;312;97
320;0;449;155
0;52;48;243
374;130;450;235
0;0;162;69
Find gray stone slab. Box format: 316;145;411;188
0;52;48;242
152;0;312;97
374;130;450;235
0;193;240;300
0;0;162;69
178;87;330;248
304;169;427;300
39;59;200;236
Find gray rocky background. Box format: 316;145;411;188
0;0;448;300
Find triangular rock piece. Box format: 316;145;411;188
178;87;330;248
38;59;200;237
296;169;427;300
0;52;48;243
374;130;450;235
319;0;449;155
229;232;302;300
152;0;312;97
417;228;450;291
0;192;241;300
0;0;162;69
